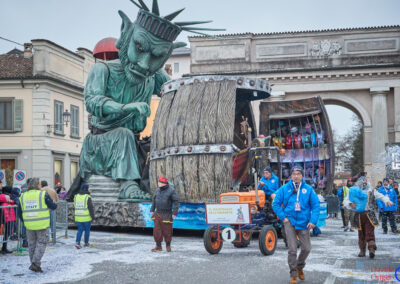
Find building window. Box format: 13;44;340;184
54;100;64;135
174;62;179;73
70;105;79;138
0;100;13;131
54;159;63;186
0;99;23;132
70;161;78;183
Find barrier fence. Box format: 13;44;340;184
1;200;69;249
52;200;69;244
0;204;23;251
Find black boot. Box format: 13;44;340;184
1;243;12;254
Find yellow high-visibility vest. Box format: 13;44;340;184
343;186;349;198
19;189;50;230
74;194;92;222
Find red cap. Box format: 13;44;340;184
158;176;168;184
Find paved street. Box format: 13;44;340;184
1;218;400;284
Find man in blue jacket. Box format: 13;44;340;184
377;178;398;234
272;166;320;284
258;166;279;198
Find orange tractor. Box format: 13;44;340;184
203;146;286;255
203;189;282;255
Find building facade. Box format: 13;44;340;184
163;47;191;79
188;26;400;185
0;40;94;189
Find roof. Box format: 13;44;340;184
189;25;400;39
31;39;85;60
171;47;190;56
0;54;33;78
6;48;23;55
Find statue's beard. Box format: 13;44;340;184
119;41;146;85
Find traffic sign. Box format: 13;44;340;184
0;169;5;186
13;169;27;186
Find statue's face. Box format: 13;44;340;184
119;24;172;85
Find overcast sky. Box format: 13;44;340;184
1;0;399;135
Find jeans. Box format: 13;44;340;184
76;221;92;245
22;222;28;245
284;222;311;277
381;211;397;233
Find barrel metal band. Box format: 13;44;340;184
160;75;270;98
150;144;233;161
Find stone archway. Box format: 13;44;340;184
316;93;372;181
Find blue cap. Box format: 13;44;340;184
264;166;272;173
290;166;304;176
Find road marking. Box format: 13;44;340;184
70;271;104;282
323;259;343;284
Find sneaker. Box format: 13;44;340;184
22;242;28;248
75;243;82;249
344;227;349;232
350;229;354;232
84;243;90;247
369;251;375;259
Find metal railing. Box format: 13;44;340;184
0;204;23;251
51;200;69;244
1;200;69;249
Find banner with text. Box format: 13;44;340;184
205;203;251;225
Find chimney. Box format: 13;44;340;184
24;43;33;58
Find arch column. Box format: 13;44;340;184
370;87;390;185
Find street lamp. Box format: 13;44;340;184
47;109;71;134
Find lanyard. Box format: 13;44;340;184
293;182;302;202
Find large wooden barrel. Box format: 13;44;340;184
149;76;270;203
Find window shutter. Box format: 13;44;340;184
13;99;23;132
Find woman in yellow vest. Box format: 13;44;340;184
74;183;94;249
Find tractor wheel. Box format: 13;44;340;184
259;225;277;255
233;230;252;248
203;226;223;254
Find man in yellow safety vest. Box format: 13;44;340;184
18;177;57;273
74;183;94;249
338;180;354;232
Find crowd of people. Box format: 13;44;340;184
1;169;399;282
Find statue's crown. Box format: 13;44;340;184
131;0;224;42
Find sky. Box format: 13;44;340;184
1;0;399;134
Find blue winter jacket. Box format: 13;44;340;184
377;185;398;212
348;186;368;212
272;179;320;230
258;174;279;196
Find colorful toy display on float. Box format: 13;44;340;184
258;97;335;193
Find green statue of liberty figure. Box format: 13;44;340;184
79;0;223;200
